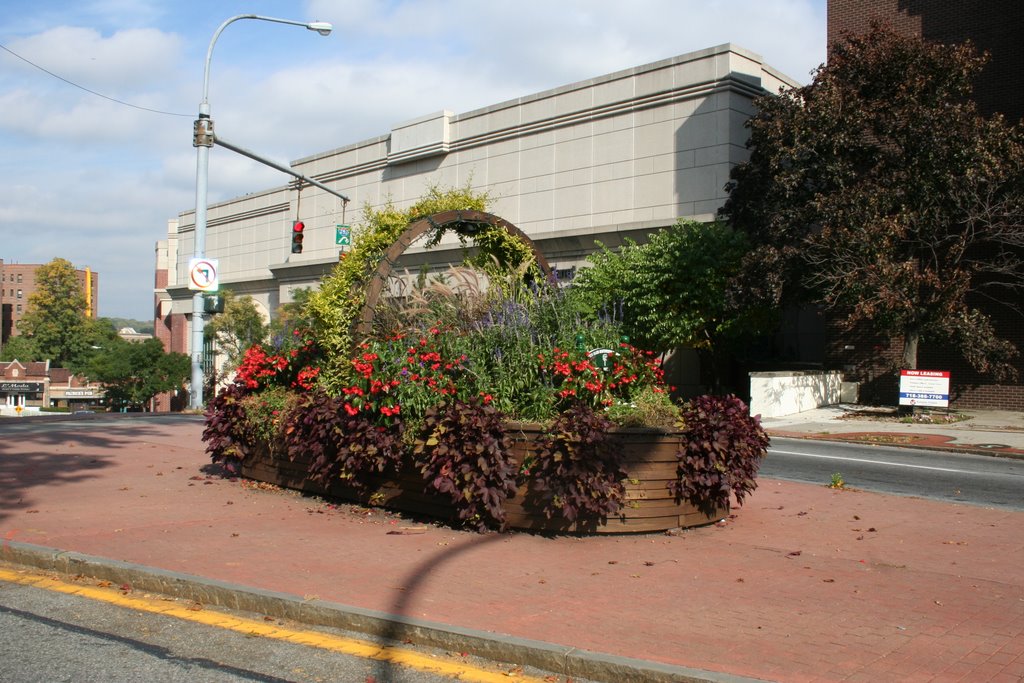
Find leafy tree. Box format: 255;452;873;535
203;290;268;372
721;24;1024;379
572;220;771;387
75;317;121;369
18;258;92;368
85;337;190;410
0;335;39;362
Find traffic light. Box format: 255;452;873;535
291;220;305;254
203;294;225;314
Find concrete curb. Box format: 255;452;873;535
766;430;1024;460
0;540;766;683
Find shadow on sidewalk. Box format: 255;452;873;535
0;422;172;525
0;448;113;524
371;531;510;681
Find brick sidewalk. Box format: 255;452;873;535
2;417;1022;681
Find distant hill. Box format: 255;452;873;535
104;317;154;335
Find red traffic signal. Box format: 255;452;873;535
291;221;305;254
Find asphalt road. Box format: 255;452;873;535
0;574;577;683
765;437;1024;510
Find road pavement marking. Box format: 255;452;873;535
769;449;987;474
0;566;548;683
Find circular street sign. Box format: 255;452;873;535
189;258;219;291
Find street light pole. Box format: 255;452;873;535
189;14;332;410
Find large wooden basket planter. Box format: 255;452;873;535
241;424;727;534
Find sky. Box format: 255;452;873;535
0;0;827;320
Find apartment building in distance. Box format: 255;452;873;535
0;259;99;346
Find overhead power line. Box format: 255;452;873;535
0;42;192;117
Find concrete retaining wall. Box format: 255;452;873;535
749;370;843;418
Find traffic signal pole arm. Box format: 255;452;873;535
213;135;350;204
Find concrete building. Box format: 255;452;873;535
156;43;797;401
0;258;99;347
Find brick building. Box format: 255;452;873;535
153;220;189;412
824;0;1024;409
828;0;1024;123
0;258;99;347
0;359;104;413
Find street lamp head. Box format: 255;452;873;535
306;21;333;36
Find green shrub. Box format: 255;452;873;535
604;385;680;428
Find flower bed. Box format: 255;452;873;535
202;197;770;535
241;423;727;534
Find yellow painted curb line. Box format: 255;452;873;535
0;567;550;682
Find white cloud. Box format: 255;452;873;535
0;89;180;144
307;0;825;85
7;26;183;89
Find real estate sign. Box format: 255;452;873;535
899;369;950;408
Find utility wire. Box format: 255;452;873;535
0;42;192;117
